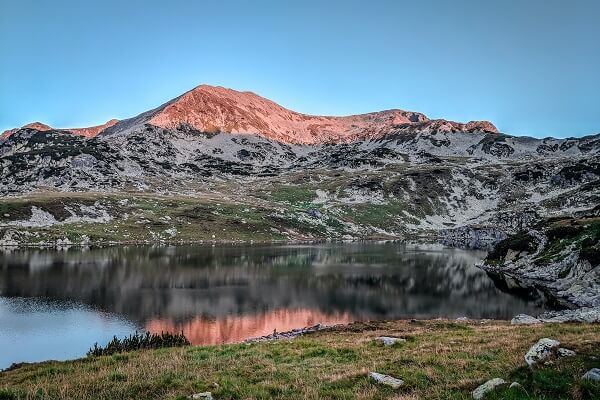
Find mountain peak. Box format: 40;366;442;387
3;84;498;143
1;119;120;140
117;83;481;143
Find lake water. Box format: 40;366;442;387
0;242;546;369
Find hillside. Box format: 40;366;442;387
0;85;599;247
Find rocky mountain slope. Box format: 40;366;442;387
0;119;119;140
1;85;599;246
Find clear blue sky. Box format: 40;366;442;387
1;0;599;138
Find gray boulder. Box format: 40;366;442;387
511;314;542;325
582;368;600;382
472;378;506;399
557;348;576;357
524;338;561;366
191;393;213;400
375;336;406;346
369;372;404;388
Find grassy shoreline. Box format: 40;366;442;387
1;319;599;400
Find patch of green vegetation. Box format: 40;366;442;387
486;232;537;263
338;202;407;232
264;185;317;207
108;372;128;382
0;390;17;400
88;331;190;357
535;218;600;266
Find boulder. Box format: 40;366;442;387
538;307;600;323
509;382;522;389
557;348;576;357
472;378;506;399
375;336;406;346
524;338;560;366
511;314;542;325
369;372;404;388
582;368;600;382
191;392;213;400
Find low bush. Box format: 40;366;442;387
87;331;190;357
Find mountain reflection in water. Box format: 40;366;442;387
0;242;546;364
146;308;352;344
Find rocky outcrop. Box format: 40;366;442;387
479;217;600;308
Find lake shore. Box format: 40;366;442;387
1;318;599;399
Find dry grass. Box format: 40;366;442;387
0;320;599;399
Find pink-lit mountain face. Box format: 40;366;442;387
0;119;119;140
2;85;498;143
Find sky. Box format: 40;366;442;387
1;0;599;138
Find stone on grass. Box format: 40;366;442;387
369;372;404;388
557;348;576;357
511;314;542;325
191;392;213;400
582;368;600;382
375;336;406;346
472;378;506;399
509;382;522;389
524;338;560;366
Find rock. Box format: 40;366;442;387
191;393;213;400
538;307;600;323
472;378;506;399
511;314;542;325
456;317;469;322
509;382;522;389
245;324;325;343
557;348;576;357
375;336;406;346
582;368;600;381
524;338;561;366
369;372;404;388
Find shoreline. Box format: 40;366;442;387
2;318;599;399
5;310;598;373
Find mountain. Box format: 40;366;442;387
0;119;119;140
2;85;497;143
0;84;599;250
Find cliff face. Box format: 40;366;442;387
480;216;600;308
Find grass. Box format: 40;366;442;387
1;320;599;399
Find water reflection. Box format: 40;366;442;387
0;243;546;367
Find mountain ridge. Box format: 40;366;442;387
2;84;498;144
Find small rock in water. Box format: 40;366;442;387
191;392;213;400
375;336;406;346
582;368;600;382
557;348;576;357
472;378;506;399
524;338;560;366
369;372;404;388
511;314;542;325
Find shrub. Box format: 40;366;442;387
87;331;190;357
